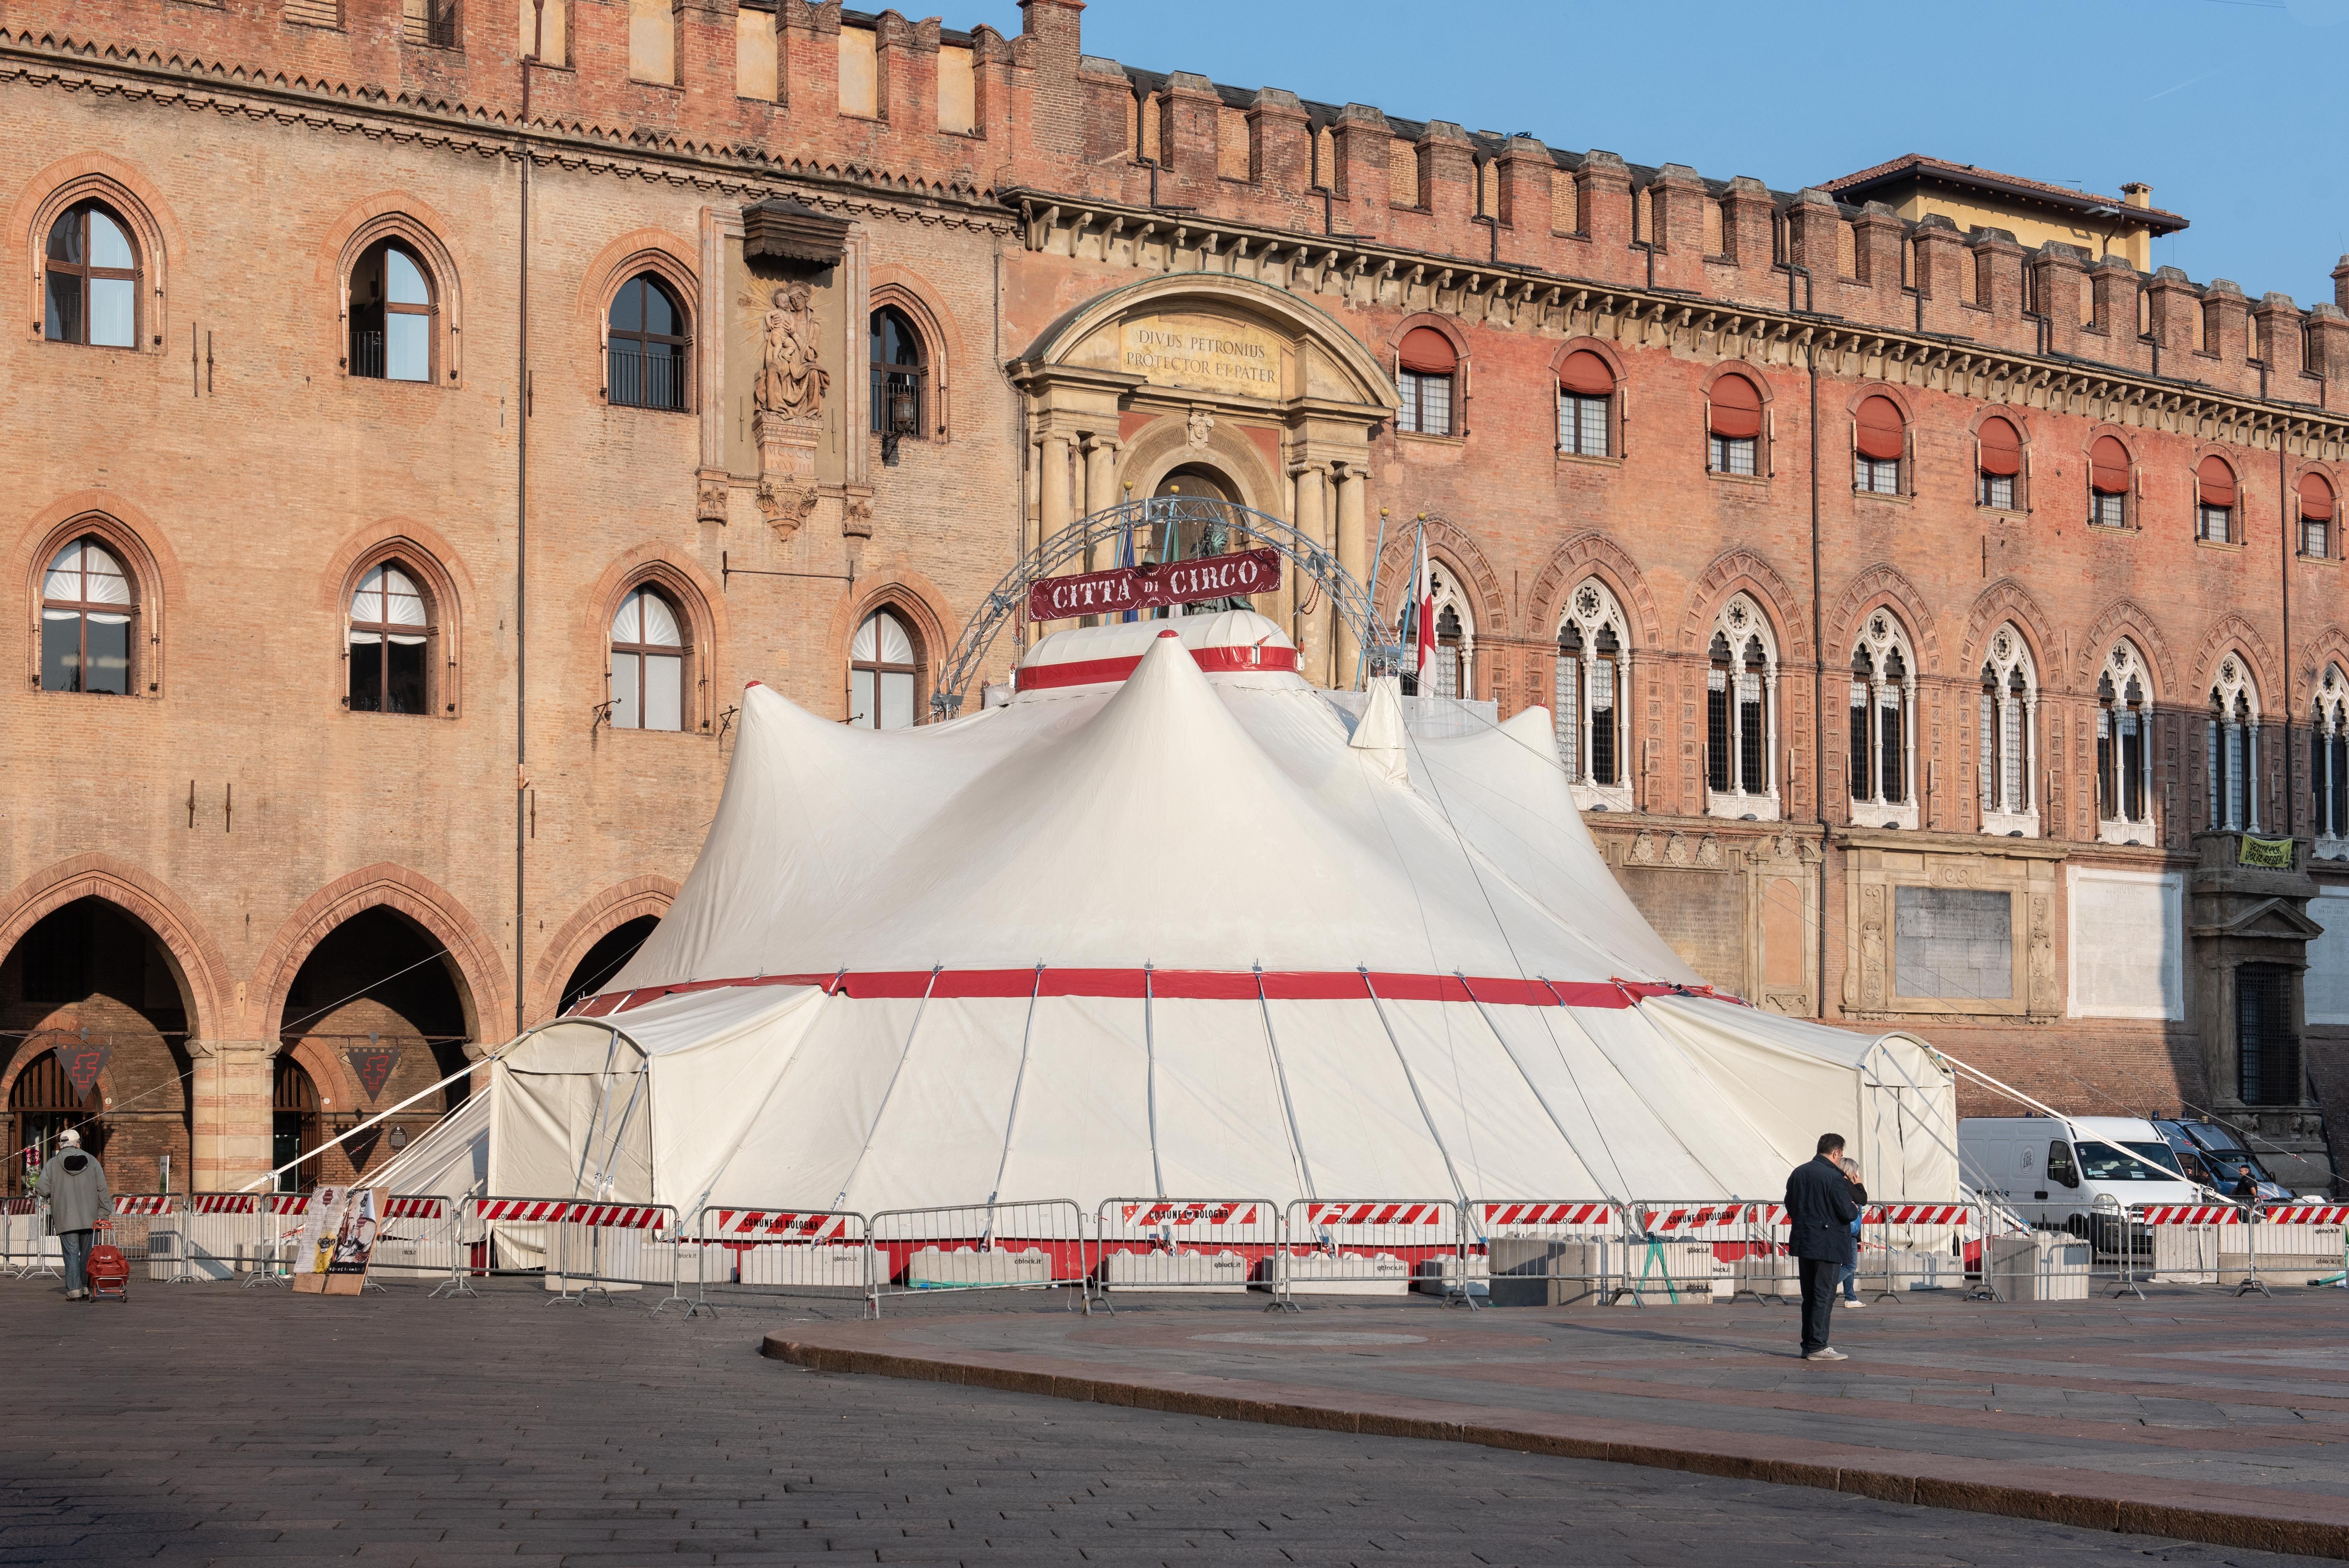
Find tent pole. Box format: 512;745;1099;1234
1360;968;1469;1211
1255;963;1317;1202
832;964;942;1212
1143;963;1165;1201
1461;976;1629;1211
986;963;1046;1207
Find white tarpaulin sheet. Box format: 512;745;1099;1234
487;613;1957;1211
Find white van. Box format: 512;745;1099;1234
1959;1115;2215;1230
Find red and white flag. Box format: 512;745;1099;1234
1413;527;1435;684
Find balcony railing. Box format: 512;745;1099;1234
608;344;687;411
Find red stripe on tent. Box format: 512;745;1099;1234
578;970;1729;1014
1016;644;1301;692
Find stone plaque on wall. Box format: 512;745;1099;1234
1117;314;1284;399
1894;886;2012;1001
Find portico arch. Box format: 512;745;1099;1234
1006;273;1397;689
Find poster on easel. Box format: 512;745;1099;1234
323;1187;382;1296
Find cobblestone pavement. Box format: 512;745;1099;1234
0;1276;2323;1566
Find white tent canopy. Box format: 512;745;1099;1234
493;612;1956;1216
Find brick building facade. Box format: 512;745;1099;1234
5;0;2347;1195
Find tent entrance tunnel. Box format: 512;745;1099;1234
480;612;1957;1233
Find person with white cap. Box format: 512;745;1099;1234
36;1129;112;1300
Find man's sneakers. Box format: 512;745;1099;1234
64;1288;85;1301
1804;1347;1848;1361
1842;1297;1867;1309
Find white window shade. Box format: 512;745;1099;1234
644;653;683;731
352;565;427;645
610;651;640;729
853;611;914;664
46;540;131;605
637;590;682;647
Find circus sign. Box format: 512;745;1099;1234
1026;547;1281;622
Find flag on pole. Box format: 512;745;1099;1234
1413;523;1435;687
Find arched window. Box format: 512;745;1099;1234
1977;416;2023;511
347;562;430;715
1396;327;1456;436
2301;473;2335;560
2313;665;2348;851
850;608;917;729
1853;396;1904;495
609;587;685;731
41;537;134;695
1400;565;1473;698
1707;373;1762;476
1847;612;1916;827
608;273;688;411
2197;457;2237;544
2096;639;2155;842
43;200;140;348
1556;351;1614;458
1978;623;2038;836
2090;435;2131;528
1704;594;1777;816
2207;655;2259;831
1554;580;1630;808
349;238;435;382
869;306;927;457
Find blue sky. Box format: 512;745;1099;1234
954;0;2348;307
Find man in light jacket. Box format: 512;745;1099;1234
36;1129;111;1300
1784;1132;1860;1361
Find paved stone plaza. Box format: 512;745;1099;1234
0;1275;2337;1566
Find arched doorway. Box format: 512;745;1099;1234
278;906;472;1185
1;895;193;1195
559;915;659;1015
1149;466;1258;615
272;1056;322;1193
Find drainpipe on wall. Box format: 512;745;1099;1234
2282;437;2294;837
514;150;531;1035
1807;335;1826;1020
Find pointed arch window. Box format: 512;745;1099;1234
609;587;685;731
2095;639;2155;843
41;537;135;694
349;238;435;382
347;562;430;715
868;306;927;456
2207;656;2259;832
1399;565;1473;698
1554;580;1630;809
1704;594;1777;818
2314;665;2349;853
1847;612;1916;828
850;608;918;729
43;200;140;349
1977;624;2038;836
608;273;689;411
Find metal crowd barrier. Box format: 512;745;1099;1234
1;1196;58;1279
1275;1200;1460;1311
1630;1200;1746;1306
1855;1202;1972;1302
472;1197;689;1310
865;1200;1089;1319
1091;1197;1279;1305
1470;1200;1621;1307
376;1195;462;1290
103;1194;179;1284
690;1206;870;1315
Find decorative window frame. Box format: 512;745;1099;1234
1548;337;1624;463
599;561;717;736
334;211;463;386
2206;651;2262;832
1969;406;2031;516
336;546;459;718
1418;562;1475;700
1976;621;2040;838
27;512;164;698
1704;590;1780;821
1389;313;1469;441
867;280;953;443
2293;461;2339;562
2084;425;2138;531
2191;447;2244;549
1553;577;1632;812
592;246;698;413
2095;637;2157;845
24;170;172;354
1700;365;1771;481
1846;609;1919;830
1846;387;1913;501
2314;663;2349;858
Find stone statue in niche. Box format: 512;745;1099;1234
755;283;828;424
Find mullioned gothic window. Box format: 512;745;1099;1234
1847;612;1916;830
2206;655;2260;832
1704;593;1777;820
2313;665;2348;855
1553;580;1631;811
1977;623;2038;837
2096;639;2156;845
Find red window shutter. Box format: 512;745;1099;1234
2198;456;2236;508
1854;396;1904;461
1708;373;1762;439
1977;417;2022;477
2300;472;2335;520
1398;327;1456;375
1558;349;1614;396
2090;436;2130;494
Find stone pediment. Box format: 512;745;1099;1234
2190;895;2326;943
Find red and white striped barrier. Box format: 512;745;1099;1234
1866;1204;1969;1226
2135;1205;2243;1226
190;1194;255;1216
1479;1202;1613;1227
2264;1205;2349;1225
384;1197;445;1220
1303;1201;1450;1228
1641;1202;1747;1233
267;1194;307;1215
1115;1200;1269;1228
112;1194;172;1217
476;1198;666;1229
709;1208;856;1240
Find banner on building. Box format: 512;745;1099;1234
344;1045;402;1100
2239;834;2294;869
54;1043;109;1100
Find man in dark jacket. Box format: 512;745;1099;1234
1785;1133;1860;1361
36;1129;112;1300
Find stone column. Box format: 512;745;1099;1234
1037;432;1074;633
1082;435;1121;570
1292;461;1330;686
1334;465;1369;689
188;1038;273;1192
